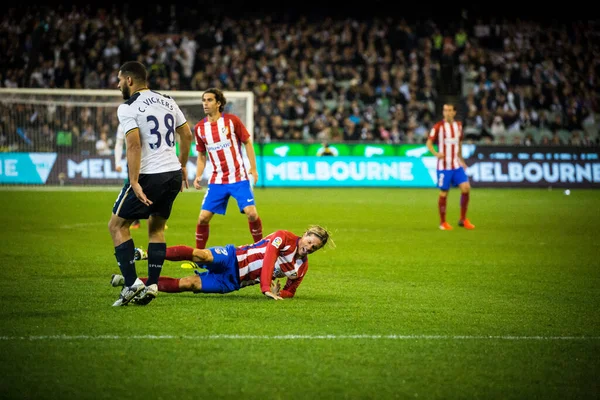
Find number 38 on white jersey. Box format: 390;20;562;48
117;89;187;174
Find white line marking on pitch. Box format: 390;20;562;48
0;335;598;341
59;222;106;229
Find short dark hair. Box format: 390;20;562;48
444;103;456;111
203;88;227;113
119;61;147;84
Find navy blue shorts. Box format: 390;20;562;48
112;170;182;220
194;244;241;294
201;180;255;215
436;167;468;191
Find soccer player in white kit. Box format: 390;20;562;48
108;61;193;307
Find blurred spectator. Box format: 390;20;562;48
96;131;113;156
55;123;76;153
0;4;597;151
490;115;507;142
316;141;338;156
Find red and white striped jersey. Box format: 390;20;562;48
194;113;250;184
428;120;463;170
235;230;308;298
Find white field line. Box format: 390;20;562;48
0;334;599;341
59;222;107;229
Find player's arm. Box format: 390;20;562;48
176;122;193;191
243;138;259;186
426;125;443;159
260;234;285;300
279;274;304;298
125;128;152;206
192;122;207;190
234;115;259;186
114;132;124;172
194;152;207;190
457;125;467;169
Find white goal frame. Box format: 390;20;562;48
0;88;255;137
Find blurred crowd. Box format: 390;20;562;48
0;5;598;153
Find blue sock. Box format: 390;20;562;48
114;239;137;286
146;243;166;286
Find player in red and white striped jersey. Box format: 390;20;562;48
125;225;335;300
191;88;262;249
426;103;475;231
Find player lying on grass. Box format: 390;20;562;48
112;225;334;301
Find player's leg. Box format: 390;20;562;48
145;215;167;287
455;168;475;229
136;244;197;262
184;245;236;272
191;246;240;294
111;274;188;292
191;248;215;264
196;209;214;249
232;180;263;242
124;177;141;230
108;213;143;288
244;205;263;242
113;246;238;294
196;183;229;249
436;170;452;230
109;184;148;306
134;170;182;305
179;275;202;291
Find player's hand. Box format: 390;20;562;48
249;169;259;187
436;153;444;159
263;290;283;300
181;167;189;191
131;182;153;206
193;176;203;190
115;165;123;173
270;279;281;296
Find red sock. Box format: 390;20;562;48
438;195;447;224
165;245;194;261
460;192;470;221
249;217;263;242
196;223;209;249
140;277;181;292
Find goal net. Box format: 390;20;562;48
0;88;254;185
0;88;254;153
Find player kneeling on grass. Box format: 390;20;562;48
113;225;334;301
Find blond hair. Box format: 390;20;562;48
305;225;336;250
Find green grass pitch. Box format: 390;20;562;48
0;186;598;400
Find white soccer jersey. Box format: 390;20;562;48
117;89;187;174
